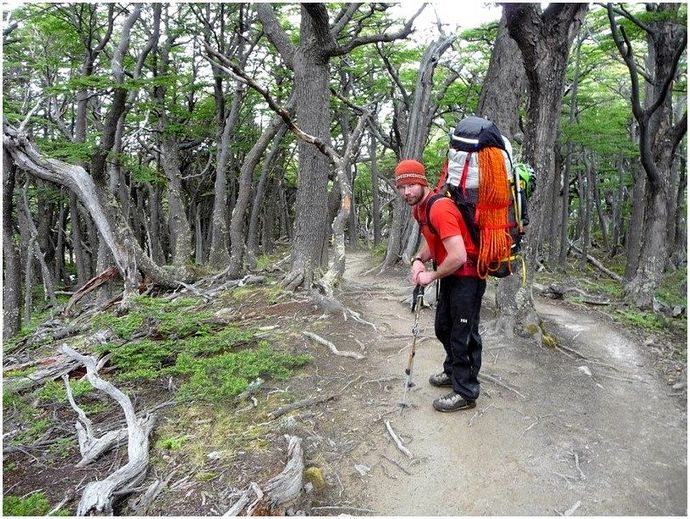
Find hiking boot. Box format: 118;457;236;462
429;372;452;387
432;392;476;412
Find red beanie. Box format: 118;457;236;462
395;159;428;188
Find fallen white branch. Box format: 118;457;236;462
263;435;304;509
268;394;338;420
302;331;364;360
60;345;156;516
384;420;413;459
63;374;128;467
479;373;526;399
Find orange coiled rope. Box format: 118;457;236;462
476;146;512;278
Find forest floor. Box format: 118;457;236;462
2;250;687;516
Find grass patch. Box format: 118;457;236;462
657;266;687;308
615;308;665;331
165;342;311;403
91;295;211;341
3;491;69;516
36;379;92;403
155;434;188;451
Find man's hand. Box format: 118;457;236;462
410;260;425;284
416;270;436;287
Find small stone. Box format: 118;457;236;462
672;381;686;390
207;451;223;460
354;464;371;477
577;366;592;377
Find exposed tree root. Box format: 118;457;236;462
302;331;364;360
60;345;157;516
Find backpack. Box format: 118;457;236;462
428;116;530;279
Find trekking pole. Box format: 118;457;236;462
399;284;424;414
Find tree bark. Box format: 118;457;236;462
504;2;588;327
246;126;288;269
474;12;529;337
3;147;22;337
228;100;295;278
607;3;687;307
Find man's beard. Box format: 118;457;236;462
404;191;424;206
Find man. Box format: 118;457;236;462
394;159;486;412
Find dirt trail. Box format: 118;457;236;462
336;251;686;516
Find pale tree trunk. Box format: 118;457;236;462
370;129;382;246
246;126;288;269
4;122;194;288
208;82;246;267
607;3;687;308
381;34;457;270
154;21;193;268
3;147;22;337
227;100;295;278
505;3;588;331
670;152;686;266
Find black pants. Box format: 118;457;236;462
434;275;486;401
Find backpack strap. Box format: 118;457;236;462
434;159;449;192
423;193;447;236
459;152;472;199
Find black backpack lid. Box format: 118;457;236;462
450;116;505;152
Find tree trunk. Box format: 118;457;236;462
228;105;294;278
3;147;22;337
54;196;67;284
247;126;288;269
208;84;245;267
159;137;192;267
504;3;588;329
4;123;194;288
607;3;686;307
70;192;91;287
476;12;526;140
624;164;646;280
282;7;333;290
381;34;456;270
475;10;528;337
370;130;382;246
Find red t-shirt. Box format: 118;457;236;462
413;193;479;277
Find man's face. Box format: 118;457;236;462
397;183;425;206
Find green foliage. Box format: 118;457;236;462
615;308;665;331
657;267;687;308
12;418;52;445
36;379;92;403
4;492;52;516
166;343;311;403
92;296;209;341
156;434;188;450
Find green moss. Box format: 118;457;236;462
657;267;687;308
166;342;311;403
155;434;188;451
4;493;52;516
91;295;212;341
615;308;665;331
36;379;92;403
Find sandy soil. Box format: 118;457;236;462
332;252;686;516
